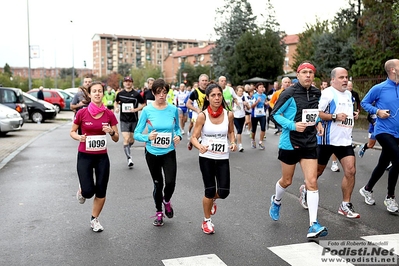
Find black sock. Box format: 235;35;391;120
91;216;96;221
363;143;369;150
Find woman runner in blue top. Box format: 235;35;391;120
134;78;182;226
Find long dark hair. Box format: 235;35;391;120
202;82;228;111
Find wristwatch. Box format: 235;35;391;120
331;113;337;122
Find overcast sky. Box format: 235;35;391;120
0;0;349;70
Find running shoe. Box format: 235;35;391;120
90;217;104;232
202;220;215;234
259;143;265;150
307;221;328;238
211;199;217;215
299;184;308;209
274;130;282;135
238;143;244;152
269;195;281;221
76;189;86;204
338;203;360;218
386;162;392;171
181;130;185;135
330;161;340;172
358;144;366;158
128;158;134;168
153;211;165;226
163;200;174;219
384;197;399;213
187;141;193;151
359;186;375;205
251;140;256;149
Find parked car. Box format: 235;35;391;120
27;88;65;113
22;92;57;123
0;103;23;135
55;89;74;110
64;88;79;96
0;87;29;123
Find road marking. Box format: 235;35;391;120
268;242;353;266
362;233;399;255
162;254;227;266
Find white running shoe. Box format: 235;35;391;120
359;186;375;205
76;189;85;204
128;158;134;168
238;143;244;152
331;161;340;172
90;217;104;232
338;203;360;218
181;130;185;135
384;197;399;212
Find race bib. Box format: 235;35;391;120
86;135;107;151
254;106;265;117
338;115;354;128
178;101;185;107
151;132;172;148
207;138;228;154
107;100;113;106
122;103;134;112
302;109;318;126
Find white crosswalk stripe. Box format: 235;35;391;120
268;234;399;265
162;254;227;266
268;242;354;266
361;233;399;256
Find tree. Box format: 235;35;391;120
118;63;132;77
293;19;330;75
351;0;399;76
131;62;161;89
232;30;284;84
212;0;258;80
3;63;12;76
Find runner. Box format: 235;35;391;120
70;81;119;232
250;83;268;150
190;83;237;234
134;78;182;226
114;76;146;168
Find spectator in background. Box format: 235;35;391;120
37;86;44;100
71;75;92;113
347;81;361;113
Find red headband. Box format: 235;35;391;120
297;63;316;73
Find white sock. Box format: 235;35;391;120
274;181;285;204
307;190;319;224
204;217;211;222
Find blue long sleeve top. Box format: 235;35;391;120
361;78;399;138
134;103;181;155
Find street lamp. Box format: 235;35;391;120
27;0;32;90
179;56;186;85
71;20;75;88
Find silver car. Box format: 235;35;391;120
0;103;23;135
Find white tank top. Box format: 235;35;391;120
200;109;230;160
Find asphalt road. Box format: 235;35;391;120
0;112;397;266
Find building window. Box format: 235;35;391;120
284;57;289;67
285;46;289;54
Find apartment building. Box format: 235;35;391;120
282;34;299;74
92;34;210;77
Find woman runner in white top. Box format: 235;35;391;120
190;83;237;235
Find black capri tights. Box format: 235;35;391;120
145;149;177;212
199;157;230;199
77;152;110;199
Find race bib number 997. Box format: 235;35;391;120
86;135;107;151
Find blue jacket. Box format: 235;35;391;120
361;78;399;138
271;83;321;150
